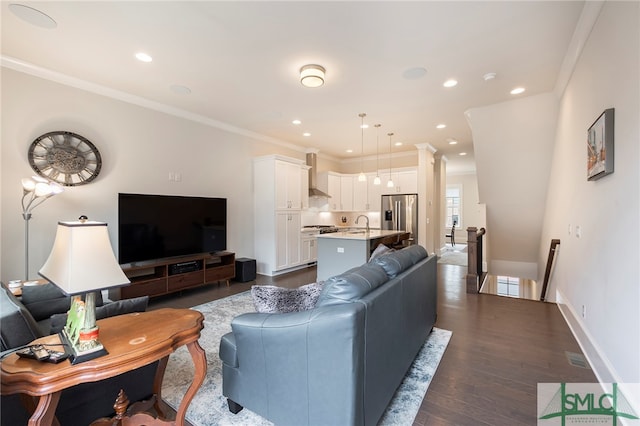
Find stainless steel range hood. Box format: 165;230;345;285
306;152;331;198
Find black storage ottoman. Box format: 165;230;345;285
235;258;256;282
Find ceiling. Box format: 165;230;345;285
1;1;585;174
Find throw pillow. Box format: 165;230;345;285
251;282;324;313
369;243;394;262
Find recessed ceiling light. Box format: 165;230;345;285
443;79;458;88
449;140;458;145
135;52;153;63
292;119;301;125
402;67;428;80
170;84;191;95
459;152;467;156
303;132;311;137
360;124;369;129
436;124;446;129
510;87;526;95
9;4;57;29
395;142;403;146
346;149;353;153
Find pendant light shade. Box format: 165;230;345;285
358;113;367;182
387;132;394;188
373;124;382;185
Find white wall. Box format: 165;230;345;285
0;69;305;281
539;1;639;408
466;93;558;279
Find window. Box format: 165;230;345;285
496;276;520;298
445;185;462;229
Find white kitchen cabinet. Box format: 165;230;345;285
327;172;341;211
301;165;310;209
381;168;417;194
254;155;305;275
353;175;369;211
276;211;301;270
300;234;317;264
340;175;354;211
275;160;302;209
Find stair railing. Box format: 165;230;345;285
466;227;486;293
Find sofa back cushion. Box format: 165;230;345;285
372;244;428;278
316;263;388;307
21;284;105;321
49;296;149;335
0;283;43;351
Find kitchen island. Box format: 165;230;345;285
316;230;409;281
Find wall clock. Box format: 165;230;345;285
28;131;102;186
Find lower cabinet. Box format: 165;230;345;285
111;252;235;300
275;211;301;271
301;235;318;264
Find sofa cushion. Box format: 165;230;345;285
251;282;323;313
0;282;44;351
21;284;104;321
316;263;388;307
372;245;427;278
49;296;150;334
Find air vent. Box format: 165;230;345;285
565;351;590;369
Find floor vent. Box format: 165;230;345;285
565;351;591;369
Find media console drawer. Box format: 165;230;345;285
168;271;206;291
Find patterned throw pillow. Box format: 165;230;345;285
251;282;324;313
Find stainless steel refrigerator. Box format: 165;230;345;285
381;194;418;245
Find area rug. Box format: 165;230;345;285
161;291;451;426
438;244;468;266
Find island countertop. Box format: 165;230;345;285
317;229;405;240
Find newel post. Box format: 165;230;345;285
466;227;479;293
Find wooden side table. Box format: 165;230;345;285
1;308;206;426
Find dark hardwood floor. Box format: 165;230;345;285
148;262;596;425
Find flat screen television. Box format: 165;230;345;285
118;193;227;265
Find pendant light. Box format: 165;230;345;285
358;113;367;182
373;124;381;185
387;132;395;188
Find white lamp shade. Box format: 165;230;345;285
39;221;130;295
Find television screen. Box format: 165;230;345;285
118;193;227;265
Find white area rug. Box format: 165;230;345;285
438;244;468;266
162;291;451;426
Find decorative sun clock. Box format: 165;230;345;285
28;131;102;186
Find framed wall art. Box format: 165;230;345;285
587;108;614;181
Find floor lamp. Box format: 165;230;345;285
21;176;63;280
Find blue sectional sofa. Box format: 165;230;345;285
219;244;438;426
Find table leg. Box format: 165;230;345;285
28;391;61;426
151;355;170;418
175;340;207;425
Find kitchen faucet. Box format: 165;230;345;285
355;215;370;233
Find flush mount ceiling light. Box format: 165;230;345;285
9;4;57;29
300;64;325;88
483;72;497;81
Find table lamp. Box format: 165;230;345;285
39;217;130;364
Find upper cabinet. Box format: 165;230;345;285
381;169;418;195
275;159;303;209
320;168;416;211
